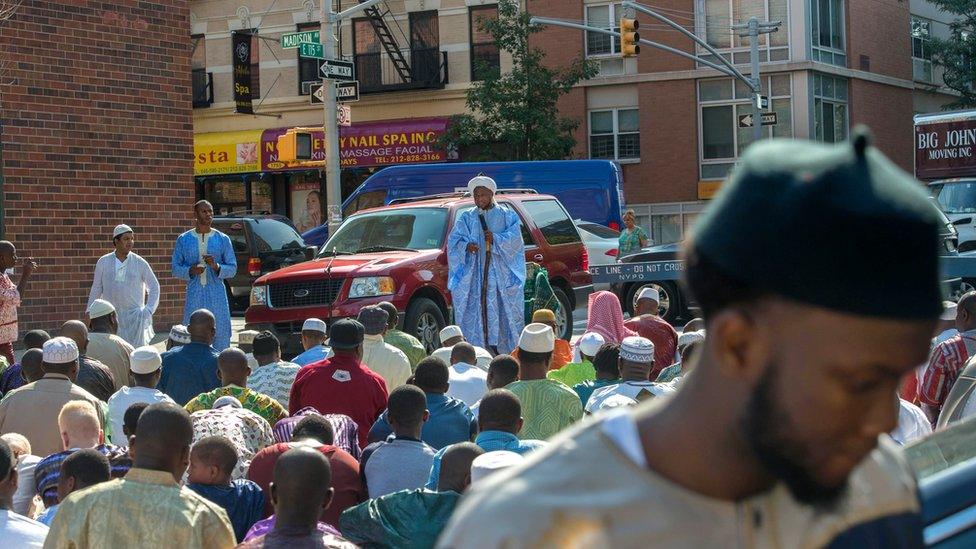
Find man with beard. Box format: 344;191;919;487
438;130;938;547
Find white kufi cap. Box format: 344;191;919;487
214;396;243;409
677;330;706;348
113;224;133;239
43;337;79;364
578;332;606;357
637;287;660;303
471;451;524;484
302;318;328;334
86;299;116;320
518;322;555;353
169;324;191;345
619;336;655;363
467;175;497;194
439;325;463;342
130;346;162;374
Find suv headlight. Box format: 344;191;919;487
348;276;395;299
250;285;268;306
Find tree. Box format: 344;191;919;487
927;1;976;109
443;0;597;161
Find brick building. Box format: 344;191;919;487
0;1;194;334
529;0;962;244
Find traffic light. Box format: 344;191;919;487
277;129;314;162
620;18;640;58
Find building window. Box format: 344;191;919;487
353;18;382;91
585;4;622;57
911;16;933;83
410;11;440;83
813;73;848;143
698;0;790;65
698;75;793;179
469;5;499;81
191;34;212;108
811;0;845;66
297;23;324;95
627;202;706;246
589;108;640;161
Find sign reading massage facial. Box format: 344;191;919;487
261;117;454;170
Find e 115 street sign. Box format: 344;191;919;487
299;42;325;59
320;59;355;80
281;31;319;49
738;112;777;128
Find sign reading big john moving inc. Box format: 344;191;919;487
261;117;454;170
915;113;976;180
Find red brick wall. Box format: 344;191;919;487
0;1;193;337
846;0;911;80
630;79;699;204
849;79;914;172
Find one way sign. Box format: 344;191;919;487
738;112;778;128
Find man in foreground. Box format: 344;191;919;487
440;131;939;546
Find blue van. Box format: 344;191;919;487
302;160;626;246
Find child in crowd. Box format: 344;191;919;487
186;436;265;543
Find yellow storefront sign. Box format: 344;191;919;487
697;180;723;200
194;130;263;176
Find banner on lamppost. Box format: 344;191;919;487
232;31;254;114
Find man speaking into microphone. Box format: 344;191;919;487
447;175;525;355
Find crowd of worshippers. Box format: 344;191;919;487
0;283;701;548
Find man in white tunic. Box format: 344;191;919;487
87;225;160;347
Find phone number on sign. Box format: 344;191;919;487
342;153;443;166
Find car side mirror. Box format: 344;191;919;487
304;246;317;261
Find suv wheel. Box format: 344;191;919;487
627;281;682;325
553;287;573;341
405;298;446;354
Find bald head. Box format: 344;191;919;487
188;309;215;345
61;320;89;354
131;403;194;480
21;349;44;383
958;292;976;332
450;342;477;366
272;447;334;525
438;442;484;493
217;348;250;387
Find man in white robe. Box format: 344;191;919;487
87;224;160;347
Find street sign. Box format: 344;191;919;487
737;112;778;128
336;80;360;102
755;93;768;109
281;30;319;49
337;105;352;127
299;42;325;59
320;59;355;80
310;83;324;104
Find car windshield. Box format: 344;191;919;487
320;207;448;256
251;219;304;253
936;180;976;214
578;222;620;239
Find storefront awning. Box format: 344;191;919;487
194;130;264;176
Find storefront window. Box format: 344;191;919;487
251;179;273;214
205;179;248;214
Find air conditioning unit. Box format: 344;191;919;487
301;80;317;95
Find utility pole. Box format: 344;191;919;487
732;17;781;142
320;0;385;234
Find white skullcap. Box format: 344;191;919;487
87;299;116;320
619;336;655;363
302;318;328;334
113;224;133;239
941;301;958;321
677;330;705;348
130;346;162;374
43;337;79;364
467;175;497;194
238;330;259;345
637;287;660;303
578;332;606;357
439;325;463;342
169;324;191;345
213;396;243;409
518;323;555;353
471;451;524;484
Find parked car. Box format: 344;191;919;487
930;178;976;252
212;214;316;311
576;220;619;291
247;191;593;354
301;160;626;246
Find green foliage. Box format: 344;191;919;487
927;1;976;109
443;0;597;161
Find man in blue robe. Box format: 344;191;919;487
171;200;237;350
447;176;525;355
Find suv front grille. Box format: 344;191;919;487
269;279;344;308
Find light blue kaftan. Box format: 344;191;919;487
447;204;525;354
171;229;237;350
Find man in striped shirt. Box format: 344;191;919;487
920;291;976;417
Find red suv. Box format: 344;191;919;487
245;191;593;354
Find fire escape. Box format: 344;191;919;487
353;0;448;93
